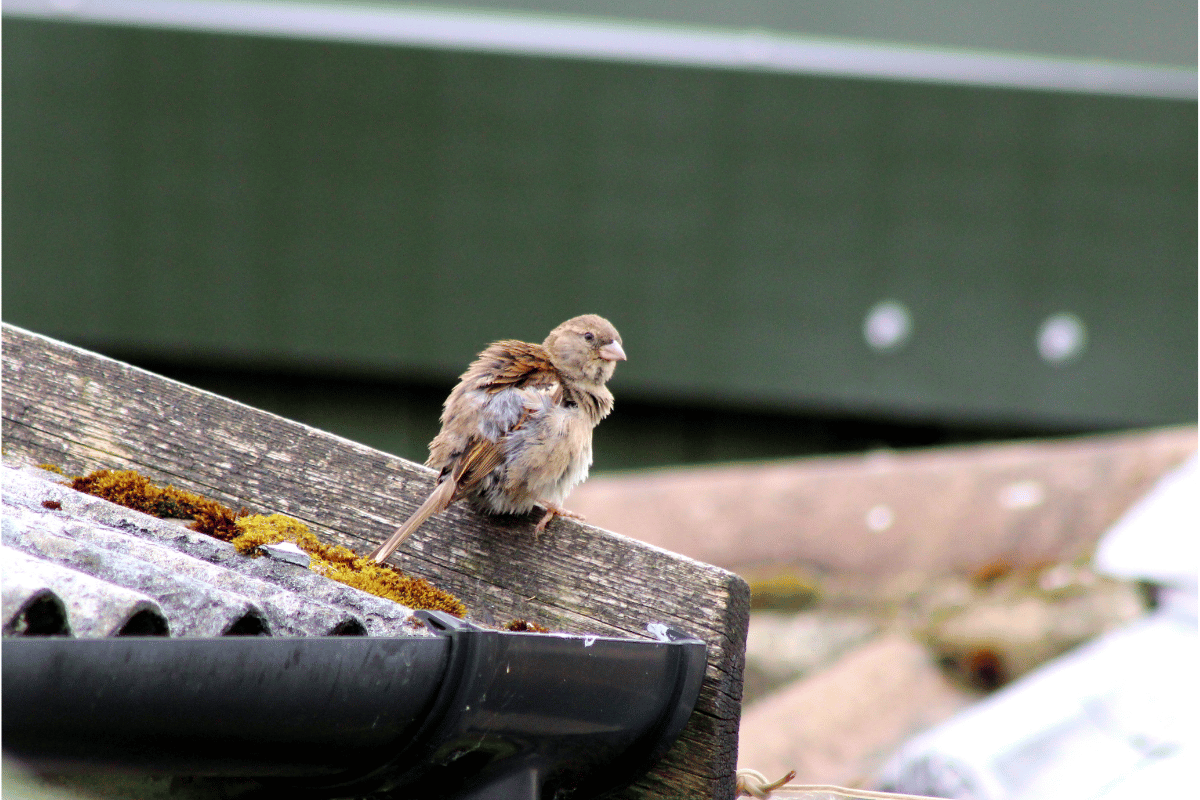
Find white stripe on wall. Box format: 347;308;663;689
5;0;1196;99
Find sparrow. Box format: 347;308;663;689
368;315;626;563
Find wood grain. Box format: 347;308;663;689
2;323;749;800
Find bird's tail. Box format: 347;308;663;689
368;478;457;563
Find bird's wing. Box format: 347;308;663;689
448;435;509;490
439;340;564;497
473;340;563;396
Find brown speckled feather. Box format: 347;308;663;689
473;341;561;395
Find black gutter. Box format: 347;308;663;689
2;611;707;799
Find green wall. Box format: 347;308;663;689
4;17;1196;443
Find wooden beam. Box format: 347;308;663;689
1;323;749;800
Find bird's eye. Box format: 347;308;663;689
583;332;595;342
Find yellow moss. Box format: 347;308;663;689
189;504;246;541
71;469;226;522
38;463;66;476
505;619;550;633
232;514;466;617
318;561;467;617
748;573;821;611
71;469;466;616
231;513;320;554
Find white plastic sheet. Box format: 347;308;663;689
877;455;1198;800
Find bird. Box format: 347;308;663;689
368;314;626;563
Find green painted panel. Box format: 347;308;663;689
3;18;1196;429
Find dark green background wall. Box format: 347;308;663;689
3;16;1195;467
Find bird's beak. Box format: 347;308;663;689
599;341;627;362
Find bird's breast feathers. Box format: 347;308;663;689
457;383;594;511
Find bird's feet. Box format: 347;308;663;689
534;502;585;537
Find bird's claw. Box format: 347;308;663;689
534;503;585;537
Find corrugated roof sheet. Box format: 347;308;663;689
1;458;425;639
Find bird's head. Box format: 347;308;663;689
543;314;626;385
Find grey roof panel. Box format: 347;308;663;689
3;511;271;637
2;586;70;637
2;461;424;638
2;545;168;637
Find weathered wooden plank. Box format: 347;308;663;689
1;323;749;800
